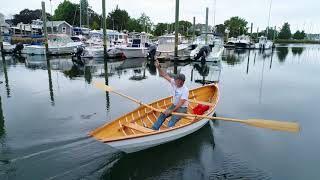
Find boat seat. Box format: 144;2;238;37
123;123;154;133
188;99;214;106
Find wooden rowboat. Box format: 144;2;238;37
89;83;219;153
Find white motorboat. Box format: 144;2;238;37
234;35;254;49
2;42;16;53
190;34;225;62
190;34;214;60
156;34;191;61
116;32;150;59
22;34;83;55
224;37;237;48
208;37;225;62
255;36;274;50
81;30;128;58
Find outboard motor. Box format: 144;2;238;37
194;46;210;61
12;43;24;55
147;45;157;60
72;46;85;66
191;44;197;50
74;46;84;59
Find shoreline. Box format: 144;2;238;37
275;39;320;44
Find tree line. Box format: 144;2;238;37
10;0;306;40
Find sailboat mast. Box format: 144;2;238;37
266;0;272;38
49;0;54;34
213;0;216;29
80;0;82;27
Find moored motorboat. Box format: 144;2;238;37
22;34;83;55
224;37;237;48
116;32;150;59
255;36;274;50
155;34;191;61
2;42;16;53
89;83;219;153
234;35;254;49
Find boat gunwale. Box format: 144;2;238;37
89;83;220;143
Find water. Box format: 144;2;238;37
0;44;319;179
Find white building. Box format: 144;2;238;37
46;21;73;35
11;19;43;35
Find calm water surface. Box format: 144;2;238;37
0;44;319;179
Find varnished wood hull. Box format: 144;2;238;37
89;83;219;153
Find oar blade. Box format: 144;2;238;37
246;119;300;133
93;81;113;92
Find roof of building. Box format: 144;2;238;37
46;21;72;27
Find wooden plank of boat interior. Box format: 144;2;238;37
123;123;154;133
145;108;155;126
118;120;128;136
125;116;136;134
137;110;147;127
131;113;138;126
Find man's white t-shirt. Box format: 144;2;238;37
170;79;189;108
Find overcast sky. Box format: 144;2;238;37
1;0;319;33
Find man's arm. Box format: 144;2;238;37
155;59;172;82
164;99;186;116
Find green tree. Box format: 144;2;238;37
127;18;143;32
178;20;192;36
80;0;89;27
54;0;101;28
278;22;292;39
293;30;306;40
53;0;79;25
106;5;130;31
215;24;226;35
91;21;99;30
137;13;153;32
12;9;52;25
154;23;170;36
224;16;248;38
260;27;278;40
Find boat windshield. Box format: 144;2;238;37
259;37;267;42
48;34;73;44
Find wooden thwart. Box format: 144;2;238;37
123;123;154;133
187;99;214;106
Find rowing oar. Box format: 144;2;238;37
93;81;300;133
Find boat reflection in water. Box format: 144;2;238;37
191;61;222;85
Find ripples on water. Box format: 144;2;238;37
0;44;320;179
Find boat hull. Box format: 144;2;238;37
156;44;191;61
22;42;83;55
107;118;210;153
118;47;148;58
235;42;254;49
254;43;273;50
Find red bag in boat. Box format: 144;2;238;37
193;104;210;115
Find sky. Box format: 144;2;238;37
0;0;319;33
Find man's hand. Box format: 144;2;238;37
163;109;173;116
155;59;160;69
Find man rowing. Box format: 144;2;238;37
152;60;189;130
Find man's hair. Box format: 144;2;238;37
174;73;186;82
